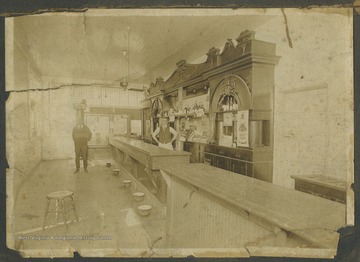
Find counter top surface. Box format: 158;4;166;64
291;175;346;191
109;136;191;157
160;163;346;248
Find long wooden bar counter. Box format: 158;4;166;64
108;136;345;253
109;136;191;204
160;163;345;251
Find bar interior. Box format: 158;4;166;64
5;9;353;258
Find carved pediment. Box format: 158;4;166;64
206;47;220;67
220;31;256;64
149;30;265;93
220;39;238;64
164;59;210;90
148;77;165;96
236;30;255;56
236;30;255;44
224;39;236;51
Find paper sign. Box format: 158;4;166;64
237;110;249;147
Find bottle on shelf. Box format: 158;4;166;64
233;99;238;110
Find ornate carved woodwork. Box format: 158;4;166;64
148;30;278;96
146;29;279;183
210;75;252;113
150;97;163;117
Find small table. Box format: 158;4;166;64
291;175;346;204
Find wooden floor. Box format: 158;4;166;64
11;147;166;257
9;146;345;258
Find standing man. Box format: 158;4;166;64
152;117;178;150
72;121;92;173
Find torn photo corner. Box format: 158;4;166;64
4;7;354;259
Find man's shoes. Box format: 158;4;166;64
73;169;79;173
84;168;88;173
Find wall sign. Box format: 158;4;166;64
237;110;249;147
223;112;233;126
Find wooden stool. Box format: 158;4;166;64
43;191;79;231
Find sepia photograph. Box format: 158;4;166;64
4;7;354;258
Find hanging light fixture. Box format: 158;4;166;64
120;26;130;89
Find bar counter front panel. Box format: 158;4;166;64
160;163;345;250
109;136;191;204
184;141;272;182
109;136;345;253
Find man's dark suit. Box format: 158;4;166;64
72;124;92;172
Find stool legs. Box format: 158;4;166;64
43;198;50;231
61;199;68;231
43;195;79;231
70;195;79;221
55;199;59;223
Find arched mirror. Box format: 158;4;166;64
150;98;163;133
217;93;240;112
210;75;251;147
151;98;163;118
